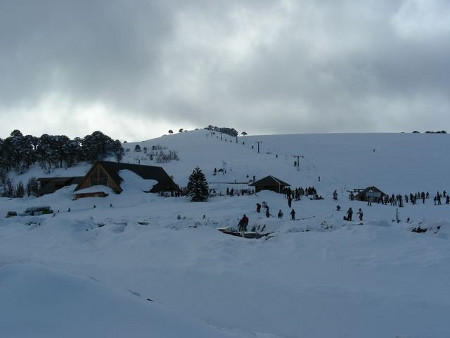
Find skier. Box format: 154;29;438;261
290;208;296;220
333;190;338;200
256;203;261;213
238;214;249;232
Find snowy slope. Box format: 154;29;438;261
1;130;450;338
126;130;450;194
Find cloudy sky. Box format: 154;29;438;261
1;0;449;141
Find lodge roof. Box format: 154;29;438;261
249;175;290;187
74;161;179;193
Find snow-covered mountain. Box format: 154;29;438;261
1;130;450;338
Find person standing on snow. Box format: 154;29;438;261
265;206;271;218
290;209;296;220
278;209;283;219
345;207;353;221
238;214;249;231
256;203;261;213
357;208;363;222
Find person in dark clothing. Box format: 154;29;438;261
239;214;249;231
290;209;296;220
345;207;353;221
266;207;270;218
278;209;283;219
256;203;261;213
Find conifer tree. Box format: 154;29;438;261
15;181;25;198
186;166;209;202
26;177;39;197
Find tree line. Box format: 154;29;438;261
0;129;124;175
0;130;124;198
205;125;239;137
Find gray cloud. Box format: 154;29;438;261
1;0;449;140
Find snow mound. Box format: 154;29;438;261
119;169;157;193
0;264;251;338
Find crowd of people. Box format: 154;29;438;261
348;190;449;207
283;186;319;201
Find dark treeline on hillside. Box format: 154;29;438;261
0;130;124;175
411;130;447;134
205;125;238;137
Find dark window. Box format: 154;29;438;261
89;168;108;187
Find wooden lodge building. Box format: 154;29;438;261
249;175;291;193
73;161;179;199
354;186;386;202
37;176;84;196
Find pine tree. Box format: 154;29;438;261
113;140;124;163
186;167;209;202
15;181;25;198
26;177;39;197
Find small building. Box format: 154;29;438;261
73;161;179;199
37;176;84;196
355;186;386;202
249;175;290;193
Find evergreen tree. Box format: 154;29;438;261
65;138;82;167
82;131;120;163
26;177;39;197
186;167;209;202
3;178;14;198
2;130;34;173
36;134;58;172
15;181;25;198
113;140;124;163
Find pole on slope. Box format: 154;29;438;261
256;141;262;154
293;155;303;171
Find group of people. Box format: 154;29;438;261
238;202;298;231
278;208;296;220
349;190;450;207
240;187;449;231
343;207;364;223
256;201;271;218
256;201;296;220
284;186;319;202
225;187;254;197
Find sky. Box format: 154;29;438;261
1;0;449;142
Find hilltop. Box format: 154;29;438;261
1;130;450;338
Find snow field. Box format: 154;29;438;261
1;130;450;337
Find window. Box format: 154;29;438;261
89;167;108;187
